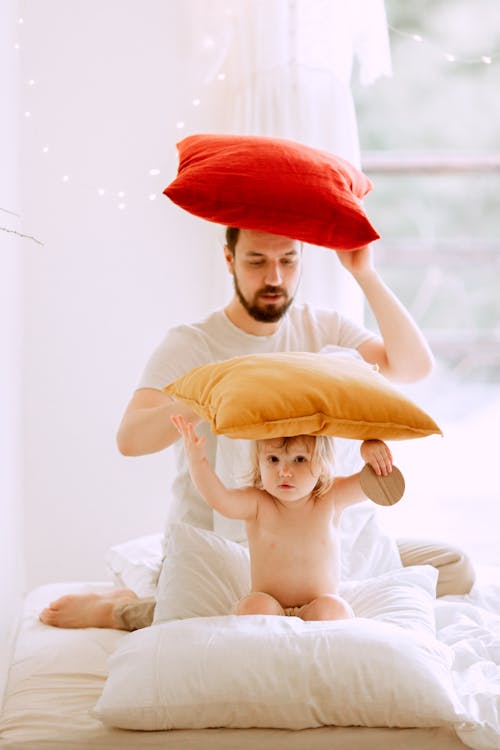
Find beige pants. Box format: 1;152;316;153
114;538;476;631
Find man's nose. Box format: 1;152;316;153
264;262;282;286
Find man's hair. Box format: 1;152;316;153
225;226;240;255
247;434;335;498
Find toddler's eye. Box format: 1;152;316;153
294;455;307;463
267;455;279;463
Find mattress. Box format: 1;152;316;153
0;582;470;750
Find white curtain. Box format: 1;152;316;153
170;0;392;318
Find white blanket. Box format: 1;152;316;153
436;569;500;749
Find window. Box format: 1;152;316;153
352;0;500;564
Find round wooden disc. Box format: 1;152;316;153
359;463;405;506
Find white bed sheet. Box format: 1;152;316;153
0;581;472;750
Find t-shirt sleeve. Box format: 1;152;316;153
311;306;379;351
136;325;213;391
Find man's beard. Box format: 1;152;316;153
233;275;294;323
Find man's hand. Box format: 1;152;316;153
336;244;375;277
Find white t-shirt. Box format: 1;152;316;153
138;303;377;541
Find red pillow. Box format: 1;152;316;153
163;133;379;251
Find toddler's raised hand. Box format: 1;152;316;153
171;414;207;465
360;439;393;477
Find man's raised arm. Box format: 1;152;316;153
338;245;434;383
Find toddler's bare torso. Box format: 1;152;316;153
245;493;340;608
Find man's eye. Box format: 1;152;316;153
248;261;264;267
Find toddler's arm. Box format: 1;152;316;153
330;439;394;511
171;415;258;520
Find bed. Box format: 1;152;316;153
2;508;500;750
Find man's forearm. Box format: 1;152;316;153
117;401;199;456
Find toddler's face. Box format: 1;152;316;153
257;436;320;504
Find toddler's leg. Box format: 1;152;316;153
300;594;354;622
235;592;285;616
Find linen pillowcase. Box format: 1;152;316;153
105;533;163;598
93;615;464;731
163;351;442;441
163;133;380;251
153;522;432;631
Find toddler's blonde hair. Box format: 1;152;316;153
248;434;335;498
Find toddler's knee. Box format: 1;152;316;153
309;594;354;621
236;592;282;616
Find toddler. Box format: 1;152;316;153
172;415;393;622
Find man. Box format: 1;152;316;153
40;228;475;630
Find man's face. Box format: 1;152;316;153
226;230;302;323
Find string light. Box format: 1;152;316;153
388;24;499;66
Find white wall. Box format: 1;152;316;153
19;1;233;588
0;0;25;704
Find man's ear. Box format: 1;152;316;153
223;245;234;273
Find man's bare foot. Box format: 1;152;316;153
39;588;139;629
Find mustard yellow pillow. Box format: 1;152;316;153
164;353;441;441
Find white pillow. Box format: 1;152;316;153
340;501;403;579
93;615;464;731
105;533;163;597
153;522;435;632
